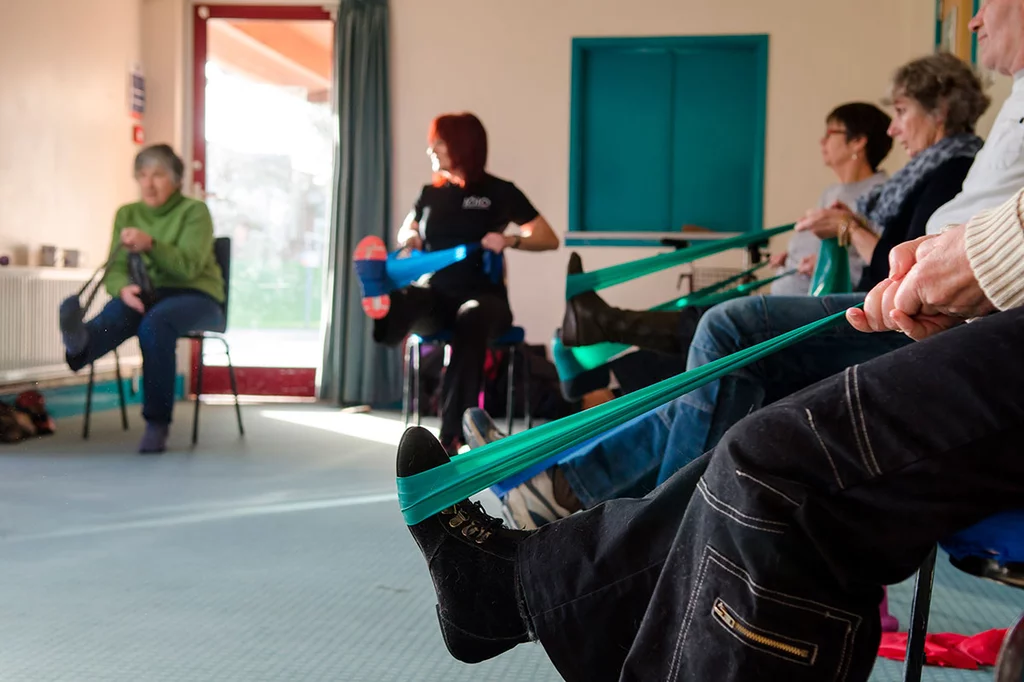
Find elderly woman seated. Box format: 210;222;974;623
59;144;226;454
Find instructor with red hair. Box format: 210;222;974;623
373;112;559;454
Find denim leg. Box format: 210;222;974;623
558;402;680;507
520;307;1024;681
518;453;712;682
137;294;225;424
656;294;912;484
66;298;143;372
618;307;1024;681
556;295;909;506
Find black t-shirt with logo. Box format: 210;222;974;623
413;173;539;297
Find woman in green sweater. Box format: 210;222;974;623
59;144;226;453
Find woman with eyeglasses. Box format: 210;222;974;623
769;102;893;295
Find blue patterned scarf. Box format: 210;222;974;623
856;133;983;229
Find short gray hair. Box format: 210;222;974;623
134;144;185;186
887;53;991;135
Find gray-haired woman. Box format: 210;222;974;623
58;144;226;454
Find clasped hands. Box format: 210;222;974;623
795;201;855;240
846;225;996;340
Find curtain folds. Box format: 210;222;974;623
319;0;401;407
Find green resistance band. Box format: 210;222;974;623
565;224;795;299
810;238;853;296
398;304;858;525
568;267;795;372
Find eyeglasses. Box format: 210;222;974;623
823;128;848;139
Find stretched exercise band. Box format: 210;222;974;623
809;238;852;296
564;224;795;299
354;242;484;298
398;305;858;525
563;267;794;376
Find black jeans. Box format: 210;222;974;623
518;306;1024;682
374;285;512;442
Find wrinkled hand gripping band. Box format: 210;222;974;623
398;306;858;525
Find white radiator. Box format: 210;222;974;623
0;267;141;385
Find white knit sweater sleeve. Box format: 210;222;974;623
964;188;1024;311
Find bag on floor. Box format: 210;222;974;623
15;390;55;436
0;402;25;444
483;344;577;422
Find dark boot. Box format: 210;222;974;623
398;427;533;663
560;252;689;355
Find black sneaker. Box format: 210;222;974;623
397;426;532;663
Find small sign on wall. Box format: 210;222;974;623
129;62;146;119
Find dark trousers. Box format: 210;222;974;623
518;306;1024;682
374;286;512;442
67;293;225;425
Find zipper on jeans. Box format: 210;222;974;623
712;599;814;662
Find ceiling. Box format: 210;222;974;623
208;19;333;101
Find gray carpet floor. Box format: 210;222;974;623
0;403;1019;681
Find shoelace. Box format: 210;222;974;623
441;502;504;545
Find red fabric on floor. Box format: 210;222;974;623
878;629;1007;669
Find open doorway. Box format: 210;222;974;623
191;5;334;397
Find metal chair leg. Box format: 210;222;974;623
412;338;422;428
903;546;938;682
505;345;516;436
222;340;244;437
191;337;205;446
83;362;95;439
996;612;1024;682
402;337;413;427
113;349;128;431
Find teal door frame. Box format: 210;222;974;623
568;34;770;238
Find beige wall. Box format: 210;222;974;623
390;0;996;344
0;0;143;267
3;0;1009;351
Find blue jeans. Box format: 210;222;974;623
67;292;225;424
558;295;913;506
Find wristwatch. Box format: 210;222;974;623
837;219;858;247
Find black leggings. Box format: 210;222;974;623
374;286;513;442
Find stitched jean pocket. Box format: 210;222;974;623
671;545;862;681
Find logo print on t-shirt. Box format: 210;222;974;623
463;196;492;210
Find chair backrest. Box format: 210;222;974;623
213;237;231;332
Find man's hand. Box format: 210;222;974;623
769;252;787;268
892;225;996;320
846;277;961;339
120;284;146;314
847;226;994;340
120;228;153;253
797;254;817;276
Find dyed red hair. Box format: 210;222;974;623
428;112;488;187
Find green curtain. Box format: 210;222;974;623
319;0;401;407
